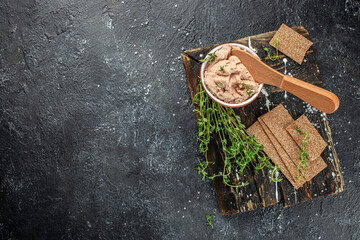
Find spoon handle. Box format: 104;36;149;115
281;75;340;113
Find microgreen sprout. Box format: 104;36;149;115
219;66;225;73
205;215;214;229
295;126;309;181
264;36;280;61
199;53;217;63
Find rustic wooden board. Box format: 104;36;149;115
182;26;345;215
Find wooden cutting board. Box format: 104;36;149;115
182;26;345;215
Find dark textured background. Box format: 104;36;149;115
0;0;359;239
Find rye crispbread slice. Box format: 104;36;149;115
286;114;328;159
270;24;313;64
258;105;327;188
258;118;304;189
247;121;300;189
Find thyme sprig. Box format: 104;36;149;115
197;158;213;181
295;126;309;181
199;53;217;63
205;214;214;229
193;83;282;189
264;37;280;62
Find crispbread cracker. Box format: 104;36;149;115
270;24;313;64
305;156;328;181
257;118;304;189
247;121;301;188
260;105;309;162
286;114;328;159
259;105;327;187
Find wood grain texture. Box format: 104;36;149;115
182;26;345;215
281;75;339;113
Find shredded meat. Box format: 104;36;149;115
204;45;260;104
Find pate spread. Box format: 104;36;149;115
204;45;259;104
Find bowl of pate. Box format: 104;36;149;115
200;43;263;108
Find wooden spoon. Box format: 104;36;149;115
231;49;339;114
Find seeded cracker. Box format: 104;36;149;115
286;114;328;159
247;121;301;188
259;118;327;188
270;24;313;64
260;105;305;162
257;118;304;189
259;104;327;187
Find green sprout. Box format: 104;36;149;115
295;126;309;181
205;215;214;229
264;36;280;61
200;53;217;63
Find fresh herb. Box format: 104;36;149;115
192;83;282;190
274;36;279;46
264;36;280;61
218;82;223;87
295;126;309;181
242;83;253;96
270;167;283;182
197;158;213;181
219;66;225;73
199;53;217;63
205;214;214;229
230;68;234;70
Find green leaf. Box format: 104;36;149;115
209;53;217;61
205;214;214;229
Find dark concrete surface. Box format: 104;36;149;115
0;0;359;239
